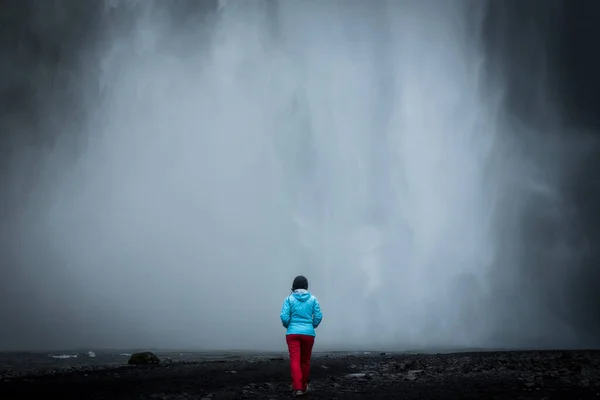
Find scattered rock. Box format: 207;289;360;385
346;373;367;379
128;352;160;365
406;369;425;381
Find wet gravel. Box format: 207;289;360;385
1;350;599;399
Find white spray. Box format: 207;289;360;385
2;0;586;351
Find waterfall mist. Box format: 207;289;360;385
1;0;597;351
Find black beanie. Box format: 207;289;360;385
292;275;309;291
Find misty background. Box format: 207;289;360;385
1;0;599;352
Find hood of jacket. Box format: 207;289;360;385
291;289;311;302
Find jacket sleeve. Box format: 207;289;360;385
312;297;323;328
280;297;291;328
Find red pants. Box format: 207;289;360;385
286;334;315;391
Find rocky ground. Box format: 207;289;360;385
1;350;599;399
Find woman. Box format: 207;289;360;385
280;275;323;396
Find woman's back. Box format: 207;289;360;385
281;288;322;336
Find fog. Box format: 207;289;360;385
1;0;598;351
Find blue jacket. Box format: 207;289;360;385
280;289;323;336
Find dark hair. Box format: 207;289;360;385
292;275;309;291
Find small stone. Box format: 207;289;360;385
128;352;160;365
346;373;366;379
406;370;424;381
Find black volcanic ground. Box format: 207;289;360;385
1;350;599;399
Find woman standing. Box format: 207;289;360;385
280;275;323;396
